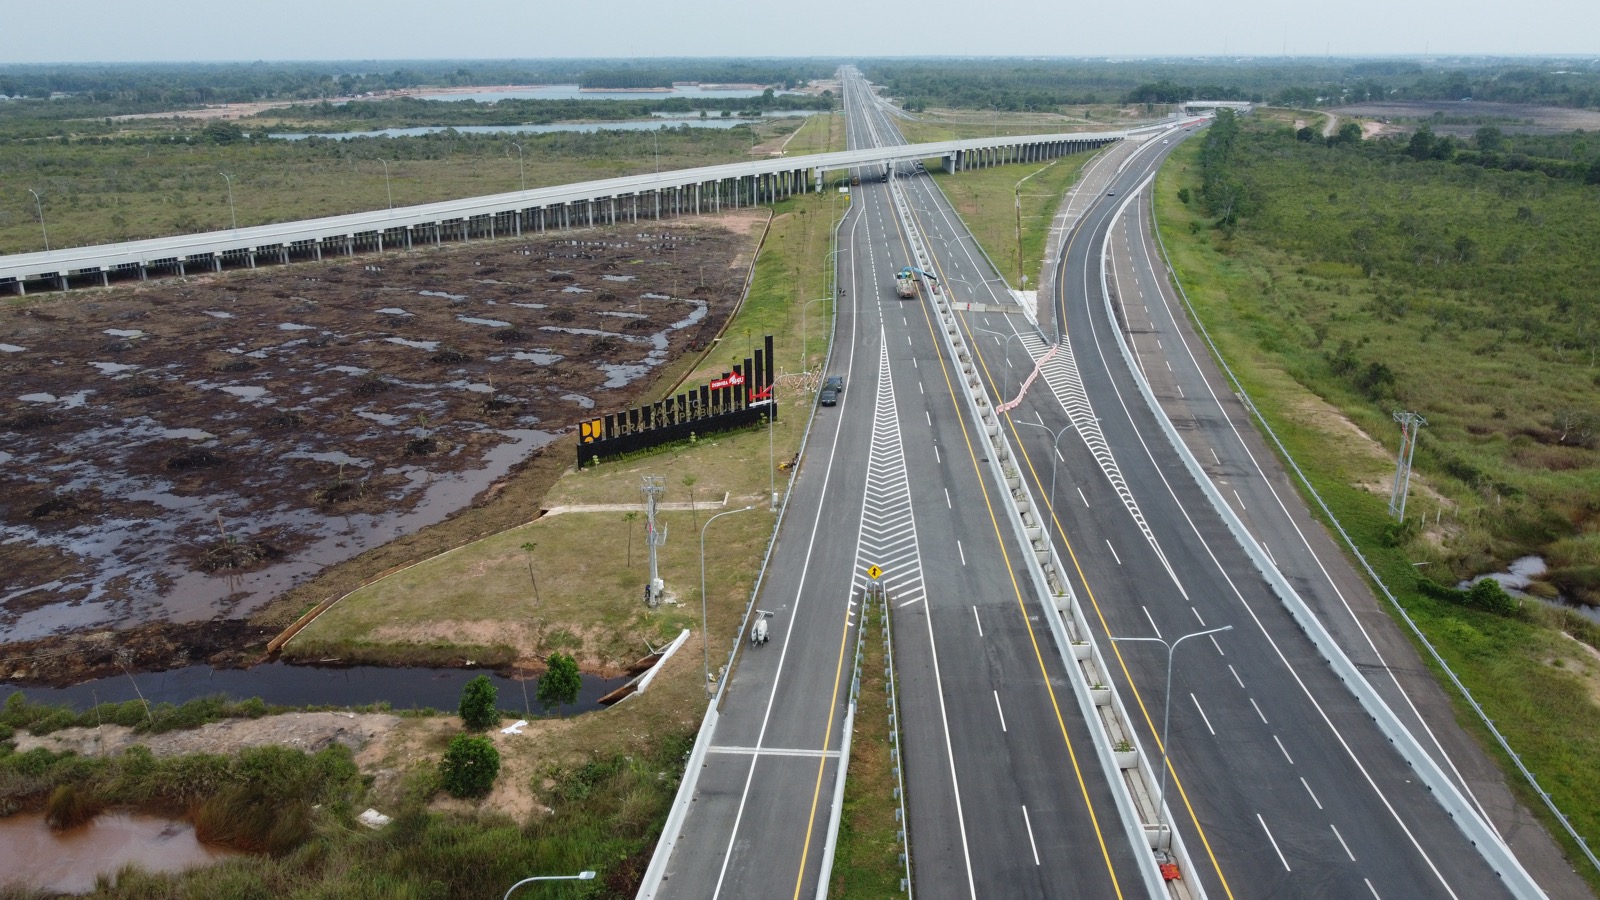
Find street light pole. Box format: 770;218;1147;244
702;505;755;698
800;297;829;367
1017;420;1073;525
511;142;526;193
27;189;49;251
503;871;597;899
376;158;394;214
1110;625;1233;837
970;324;1025;404
219;173;237;231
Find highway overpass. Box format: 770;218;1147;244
0;130;1129;295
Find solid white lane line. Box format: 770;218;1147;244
1078;487;1090;507
1228;664;1245;689
1106;540;1122;565
1251;697;1269;724
1331;823;1356;861
1021;806;1041;866
1142;605;1162;638
1274;734;1295;765
944;488;952;509
993;691;1007;732
1259;814;1292;872
972;606;982;637
1301;777;1323;809
957;540;966;565
1190;693;1216;735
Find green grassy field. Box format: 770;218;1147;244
828;599;906;897
928;149;1097;290
1154;129;1600;891
779;111;848;156
0;122;802;253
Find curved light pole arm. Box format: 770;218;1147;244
701;506;756;698
504;871;596;899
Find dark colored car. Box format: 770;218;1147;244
819;375;844;406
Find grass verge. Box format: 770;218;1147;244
928;149;1097;290
1153;139;1600;892
828;598;907;896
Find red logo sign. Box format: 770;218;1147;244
710;372;747;390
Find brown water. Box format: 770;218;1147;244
0;812;236;894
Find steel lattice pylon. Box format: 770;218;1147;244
1388;412;1427;521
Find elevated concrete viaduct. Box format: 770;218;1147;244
0;129;1142;295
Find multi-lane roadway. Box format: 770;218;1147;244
650;67;1559;900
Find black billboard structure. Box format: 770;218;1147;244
578;334;776;466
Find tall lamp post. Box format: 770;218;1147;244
800;297;830;367
503;871;596;899
969;324;1026;404
376;158;394;214
702;506;755;698
1017;420;1073;525
1109;625;1233;838
511;141;527;192
27;189;49;251
219;172;237;231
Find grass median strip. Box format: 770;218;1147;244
930;149;1096;290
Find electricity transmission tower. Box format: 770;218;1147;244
1388;412;1426;521
642;476;668;606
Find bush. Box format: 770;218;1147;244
439;735;500;799
537;653;581;718
458;675;500;731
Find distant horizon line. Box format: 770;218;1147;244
3;53;1599;68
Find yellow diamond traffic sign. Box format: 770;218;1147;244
866;565;883;580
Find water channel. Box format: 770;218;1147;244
2;661;630;718
270;110;817;141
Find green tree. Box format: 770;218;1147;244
458;675;500;730
1295;126;1316;142
537;652;582;718
1475;125;1505;152
439;734;500;798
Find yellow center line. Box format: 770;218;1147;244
790;582;859;900
961;164;1237;898
898;194;1126;898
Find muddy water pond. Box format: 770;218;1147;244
0;812;236;894
1;661;629;717
1461;555;1600;625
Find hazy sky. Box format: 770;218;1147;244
5;0;1597;63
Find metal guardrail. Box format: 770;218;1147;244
1104;179;1548;899
900;173;1174;900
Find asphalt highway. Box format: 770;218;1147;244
955;124;1527;897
